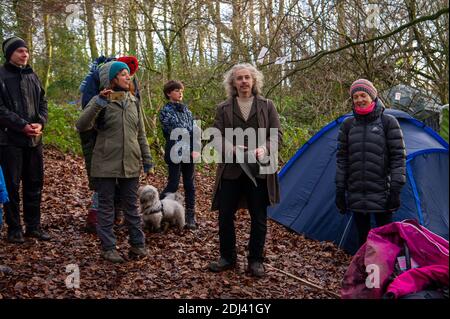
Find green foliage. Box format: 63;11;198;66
44;102;81;155
441;106;449;142
37;27;90;103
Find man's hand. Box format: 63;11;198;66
22;123;42;137
255;147;265;160
30;123;43;134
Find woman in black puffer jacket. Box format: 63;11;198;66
335;79;406;247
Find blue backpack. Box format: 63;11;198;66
0;166;9;230
0;166;8;204
80;56;141;109
79;56;116;109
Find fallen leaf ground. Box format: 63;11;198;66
0;147;351;299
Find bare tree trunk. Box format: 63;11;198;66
231;0;243;62
144;1;156;69
163;0;172;79
197;2;205;66
207;0;223;62
42;12;53;91
0;4;4;40
336;0;346;48
120;12;128;54
103;3;109;56
12;0;34;61
259;0;267;47
84;0;98;58
267;0;275;60
174;0;188;66
128;0;138;56
248;0;258;59
111;0;117;55
308;0;322;50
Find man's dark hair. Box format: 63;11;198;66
163;80;184;99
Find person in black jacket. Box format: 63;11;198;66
0;36;50;243
336;79;406;248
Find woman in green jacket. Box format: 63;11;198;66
76;61;153;263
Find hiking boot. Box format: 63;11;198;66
129;246;148;258
101;249;125;263
25;227;51;241
7;230;25;244
0;264;13;275
246;261;265;278
208;257;236;273
185;210;198;230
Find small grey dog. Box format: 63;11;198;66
138;185;185;232
164;191;184;205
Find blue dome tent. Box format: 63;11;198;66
268;109;449;254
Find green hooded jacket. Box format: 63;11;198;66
76;93;152;178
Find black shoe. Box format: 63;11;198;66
0;264;13;275
25;228;51;241
185;211;198;230
208;257;236;273
246;261;265;278
7;231;25;244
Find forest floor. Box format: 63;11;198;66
0;147;351;299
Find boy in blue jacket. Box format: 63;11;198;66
159;80;200;230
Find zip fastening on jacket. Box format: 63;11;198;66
122;103;126;176
362;123;367;210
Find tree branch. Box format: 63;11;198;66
266;6;449;97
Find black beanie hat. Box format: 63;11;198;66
2;36;28;61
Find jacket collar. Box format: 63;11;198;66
224;95;267;126
110;91;137;108
353;98;384;123
232;96;257;121
167;101;187;112
3;61;33;74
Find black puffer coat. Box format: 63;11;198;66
336;99;406;213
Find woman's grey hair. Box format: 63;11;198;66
223;63;264;98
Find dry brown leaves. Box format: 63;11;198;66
0;146;351;299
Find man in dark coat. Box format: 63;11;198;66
208;63;282;277
336;79;406;248
0;36;50;243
